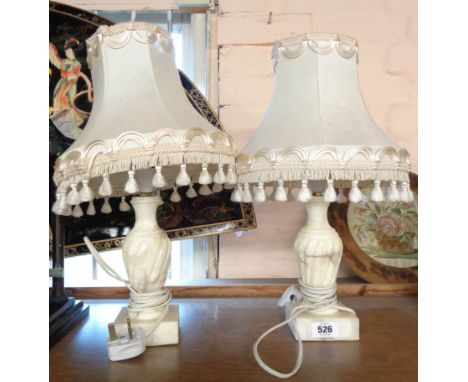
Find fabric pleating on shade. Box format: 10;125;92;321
52;22;237;216
234;33;412;204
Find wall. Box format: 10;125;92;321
213;0;418;278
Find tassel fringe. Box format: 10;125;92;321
399;181;411;203
79;180;94;202
186;183;198;198
386;181;400;202
226;165;237;184
230;184;242;203
72;204;83;218
370;180;385;202
87;200;96;216
349;180;363;203
124;170;139;194
254;183;267;203
66;184;81;206
98;174;113;196
199;184;212;196
297;180;312;202
324;179;337;202
119;196;131;212
274;180;288;202
170;187;182;202
242;183;253;203
176;164;191;186
212;183;223;193
198;164;212;185
152;166;168;188
101;197;112;214
213;164;226;184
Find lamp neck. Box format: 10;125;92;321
304;196;332;230
131;196;163;231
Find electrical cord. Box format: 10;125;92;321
84;236;170;338
253;280;355;379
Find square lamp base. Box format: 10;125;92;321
284;300;359;341
114;305;179;346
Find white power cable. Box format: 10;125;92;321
83;236;171;338
253;280;355;379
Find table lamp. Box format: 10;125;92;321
52;21;237;347
235;33;413;378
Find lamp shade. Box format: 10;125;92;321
236;33;412;204
53;22;237;215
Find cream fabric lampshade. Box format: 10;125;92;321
52;22;237;216
235;33;412;204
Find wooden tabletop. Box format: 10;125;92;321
50;296;417;382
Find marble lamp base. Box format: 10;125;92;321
284;301;359;341
114;305;179;346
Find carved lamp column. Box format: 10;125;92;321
52;22;237;347
234;33;413;378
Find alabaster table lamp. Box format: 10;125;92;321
234;33;413;378
52;22;237;347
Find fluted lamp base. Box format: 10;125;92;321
286;196;359;342
85;196;180;347
121;196;179;346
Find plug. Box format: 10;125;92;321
107;318;146;361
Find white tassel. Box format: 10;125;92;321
297;180;312;202
66;184;81;205
58;192;68;213
386;181;400;202
274;180;288;202
399;181;411;203
324;179;337;202
242;183;253;203
223;183;234;190
62;205;72;216
230;184;242;202
124;170;139;194
52;193;61;214
79;180;94;202
170;187;182;202
213;164;226;184
199;184;212;196
86;201;96;216
212;183;223;193
98;174;112;196
226;165;237;184
176;164;191;186
152;166;167;188
186;183;198;198
101;197;112;214
337;188;347;204
119;197;131;212
198;164;212;185
254;183;267;203
349;180;363;203
370;180;385;202
72;204;83;218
